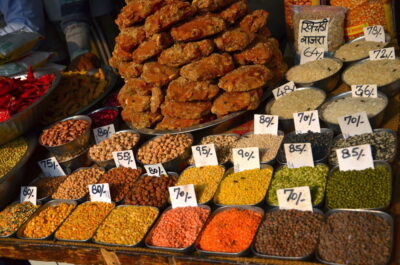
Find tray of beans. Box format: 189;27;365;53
196;206;263;256
145;205;211;253
17;200;76;240
92;205;159;247
52;167;105;201
277;129;334;164
317;209;393;265
54;201;115;242
175;165;225;205
98;167;142;203
326;161;392;210
329;129;397;165
88;130;140;168
87;106;120;129
30;175;69;202
214;166;273;207
0;201;40;238
266;164;329;208
253;209;324;260
124;172;178;208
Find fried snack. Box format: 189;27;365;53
239;10;269;33
171;13;226;42
234;40;274;65
219;0;248;24
258;27;272;40
161;100;212;119
214;28;254;52
132;33;173;63
116;0;164;29
150;86;163;113
158;39;214;67
112;44;132;62
118;78;153;106
192;0;235;12
115;27;146;52
212;89;263;116
141;62;179;86
156;116;203;130
180;53;234;81
167;77;219;102
265;38;283;69
144;1;196;36
123;94;151;112
218;65;271;92
111;60;143;78
122;108;162;128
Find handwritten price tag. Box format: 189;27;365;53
113;150;137;169
338;111;372;139
300;47;324;64
351;85;378;98
272;81;297;99
169;184;197;208
144;163;167;177
336;144;374;171
192;144;218;167
369;47;395;60
94;124;115;144
89;183;112;203
293;110;321;134
232;147;260;172
38;157;65;177
277;186;313;212
20;186;37;205
284;143;314;168
298;18;330;51
363;25;385;43
254;114;278;135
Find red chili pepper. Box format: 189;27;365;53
88;109;118;128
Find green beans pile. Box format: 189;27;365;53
0;137;28;178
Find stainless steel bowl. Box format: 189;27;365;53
87;106;120;129
59;148;92;171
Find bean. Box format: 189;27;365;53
40;119;89;146
31;176;68;199
0;137;28;178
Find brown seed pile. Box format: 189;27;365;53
31;176;68;199
233;134;283;163
40;119;89;146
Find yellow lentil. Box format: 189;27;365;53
0;137;28;178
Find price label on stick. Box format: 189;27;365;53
369;47;395;60
113;150;137;169
284;143;314;168
272;81;297;99
89;183;112;203
254;114;278;135
169;184;197;208
20;186;37;205
338;111;372;139
277;186;313;212
38;157;65;177
192;144;218;167
232;147;260;172
300;47;325;65
94;124;115;144
351;85;378;98
144;163;167;177
363;25;385;43
336;144;374;171
293;110;321;134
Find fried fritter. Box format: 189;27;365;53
116;0;164;29
211;88;263;116
116;61;143;78
123;94;151;112
171;13;226;42
132;33;173;63
112;44;132;62
180;53;234;81
158;39;214;67
121;108;162;129
257;27;272;40
167;77;219;102
118;78;152;107
161;100;212;119
115;27;146;52
218;65;272;92
234;40;274;65
155;116;203;130
192;0;235;12
214;27;254;52
150;86;163;113
218;0;248;24
239;10;269;33
141;62;179;86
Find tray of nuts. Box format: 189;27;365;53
29;172;70;203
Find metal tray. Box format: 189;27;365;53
87;106;120;130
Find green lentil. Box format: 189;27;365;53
266;164;328;206
0;202;39;237
0;137;28;178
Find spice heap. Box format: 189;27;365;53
40;119;89;146
197;208;262;253
176;166;225;204
286;59;342;83
318;211;392;265
0;202;39;237
214;168;273;205
254;210;324;258
0;137;28;179
94;206;158;246
147;206;210;248
31;176;68;199
233;134;283;163
88;108;119;129
334;40;387;62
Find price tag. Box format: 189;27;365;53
89;183;112;203
351;85;378;98
298;18;330;51
284;143;314;168
112;150;137;169
300;47;325;64
93;124;115;144
144;163;167;177
338;111;373;139
20;186;37;205
192;144;218;167
277;186;313;212
369;47;395;60
293;110;321;134
232;147;260;172
169;184;198;209
363;25;385;43
272;81;297;99
254;114;278;135
336;144;374;171
38;157;66;177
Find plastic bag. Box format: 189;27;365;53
284;0;326;31
0;52;53;77
0;31;42;64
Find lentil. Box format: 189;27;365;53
286;59;342;83
0;137;28;178
31;176;68;199
0;202;39;237
233;134;283;163
94;206;158;245
88;108;118;129
334;40;386;62
40;119;89;146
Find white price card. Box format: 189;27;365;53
112;150;137;169
38;157;66;177
284;143;314;168
298;18;330;51
192;144;218;167
369;47;395;60
232;147;260;172
93;124;115;144
351;84;378;98
300;47;325;65
20;186;37;205
169;184;198;209
363;25;385;43
336;144;374;171
277;186;313;212
272;81;297;99
338;111;373;139
89;183;112;203
254;114;278;135
293;110;321;134
144;163;167;177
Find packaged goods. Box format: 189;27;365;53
0;31;41;64
0;137;28;179
233;134;283;163
286;59;342;84
40;119;89;147
284;0;325;33
0;52;53;77
88;108;118;129
0;202;39;237
334;40;387;62
31;176;68;199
